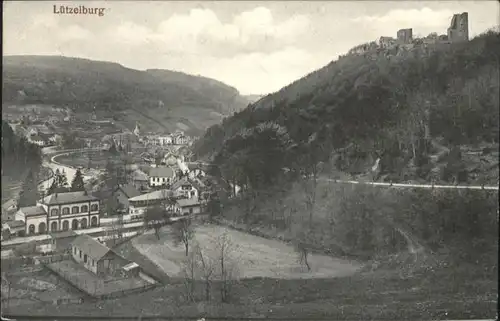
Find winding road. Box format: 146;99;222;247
38;147;105;193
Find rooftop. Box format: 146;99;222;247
129;189;172;202
176;198;201;208
71;234;111;261
19;205;47;217
41;191;98;205
116;184;141;198
149;166;175;178
170;177;192;191
6;220;25;228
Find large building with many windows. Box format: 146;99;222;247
15;191;100;235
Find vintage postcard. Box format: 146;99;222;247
2;1;499;320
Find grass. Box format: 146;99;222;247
113;239;171;284
131;224;361;280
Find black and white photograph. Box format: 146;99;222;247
1;1;499;320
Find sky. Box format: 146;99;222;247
3;1;499;95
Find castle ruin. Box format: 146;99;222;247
397;28;413;44
447;12;469;42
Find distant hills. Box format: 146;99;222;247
243;94;265;104
2;55;249;135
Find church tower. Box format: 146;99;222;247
133;122;140;136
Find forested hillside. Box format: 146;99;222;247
195;31;499;184
195;31;499;263
1;121;42;205
2;56;248;134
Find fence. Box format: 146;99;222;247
1;256;35;272
96;283;157;300
36;253;72;264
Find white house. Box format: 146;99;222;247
128;189;173;220
29;135;47;146
149;166;176;187
170;177;199;199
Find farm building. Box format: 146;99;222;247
71;234;129;276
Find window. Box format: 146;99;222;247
91;204;98;212
50;208;59;216
79;250;82;258
84;254;88;263
189;208;193;214
62;207;70;215
71;206;79;214
81;205;88;212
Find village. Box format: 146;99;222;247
1;106;230;304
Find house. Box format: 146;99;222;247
187;164;206;179
149;166;176;187
173;134;189;145
112;184;141;214
176;198;203;215
15;191;101;235
2;220;26;239
131;169;149;191
29;134;47;146
2;199;18;221
71;234;130;276
171;177;199;199
128;189;173;219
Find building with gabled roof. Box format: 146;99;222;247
14;191;101;236
176;198;203;215
128;189;173;220
112;184;141;214
71;234;130;276
149;166;176;187
171;177;199;199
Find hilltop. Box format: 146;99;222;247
2;55;248;135
193;30;499;263
194;30;499;185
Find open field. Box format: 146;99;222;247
1;267;84;309
132;224;362;279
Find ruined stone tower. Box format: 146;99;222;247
447;12;469;42
397;28;413;44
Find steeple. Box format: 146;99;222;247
133;122;140;136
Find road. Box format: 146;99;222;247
319;177;499;191
38;147;105;193
1;221;145;246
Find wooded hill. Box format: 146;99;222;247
194;30;500;185
194;31;499;262
2;56;249;134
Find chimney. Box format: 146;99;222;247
54;193;58;199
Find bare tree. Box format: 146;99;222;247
181;246;199;303
172;218;195;256
214;232;240;303
196;244;215;302
293;229;312;272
